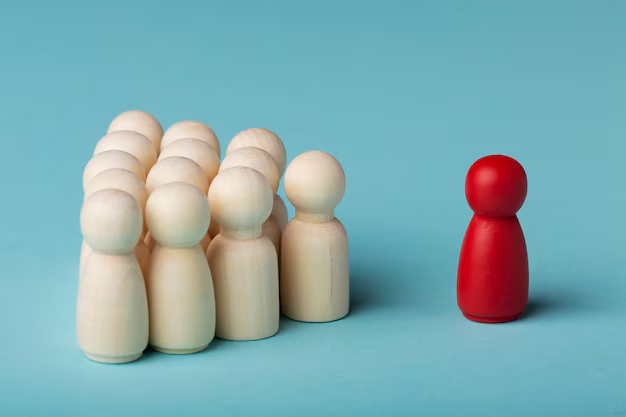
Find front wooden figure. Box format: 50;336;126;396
207;166;279;341
280;151;349;323
145;182;216;354
77;189;148;364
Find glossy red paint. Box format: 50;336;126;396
457;155;529;323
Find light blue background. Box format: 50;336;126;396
1;1;625;416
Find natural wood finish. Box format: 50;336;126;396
77;189;148;364
206;167;279;340
107;110;164;154
145;182;216;354
280;151;349;322
94;130;157;174
161;120;220;158
83;150;146;187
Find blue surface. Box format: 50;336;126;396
1;1;625;416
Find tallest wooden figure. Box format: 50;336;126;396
457;154;529;323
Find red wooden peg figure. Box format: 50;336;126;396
457;154;529;323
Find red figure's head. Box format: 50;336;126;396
465;155;527;218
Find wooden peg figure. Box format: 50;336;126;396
77;189;148;364
81;168;150;280
219;146;282;257
145;182;216;354
107;110;164;154
206;166;279;341
281;151;349;322
225;128;289;232
94;130;158;174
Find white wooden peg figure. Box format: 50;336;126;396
83;150;146;188
107;110;164;154
77;189;148;364
157;138;221;252
206;167;279;341
94;130;158;175
145;182;216;354
225;128;289;231
281;151;349;322
81;168;150;279
219;146;282;257
160;120;220;158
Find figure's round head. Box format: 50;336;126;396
158;138;220;185
107;110;164;152
284;151;345;214
145;182;210;247
208;166;273;231
146;156;209;194
80;188;143;254
161;120;220;157
94;130;158;173
83;150;146;188
84;168;148;209
219;146;280;194
465;154;527;217
226;128;287;177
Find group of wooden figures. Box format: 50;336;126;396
78;110;349;364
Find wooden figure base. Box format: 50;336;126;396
215;330;279;342
462;312;522;323
282;311;349;324
84;351;143;364
152;345;208;355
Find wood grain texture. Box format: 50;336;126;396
145;182;216;353
206;166;279;340
77;189;148;364
280;151;349;322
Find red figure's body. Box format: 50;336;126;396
457;155;529;323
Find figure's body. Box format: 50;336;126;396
225;128;289;232
457;154;529;323
77;189;148;364
280;151;349;323
206;166;279;341
271;195;289;232
281;216;349;322
145;182;216;354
